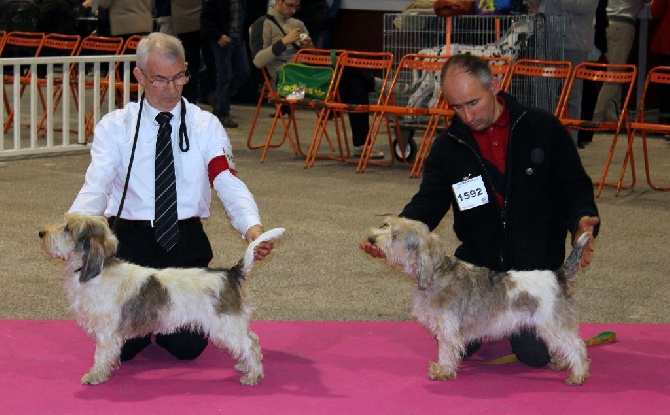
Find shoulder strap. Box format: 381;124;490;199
265;14;301;50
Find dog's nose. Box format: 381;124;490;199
38;231;45;239
368;236;376;245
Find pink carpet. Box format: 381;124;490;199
2;320;669;414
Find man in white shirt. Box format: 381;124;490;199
69;32;275;361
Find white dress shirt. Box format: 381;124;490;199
69;98;262;238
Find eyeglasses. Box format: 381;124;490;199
140;68;190;88
282;1;300;10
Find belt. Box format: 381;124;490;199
608;15;636;25
108;217;201;229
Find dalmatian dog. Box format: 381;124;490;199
406;18;535;110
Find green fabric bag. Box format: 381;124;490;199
276;63;334;100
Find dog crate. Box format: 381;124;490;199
383;13;566;113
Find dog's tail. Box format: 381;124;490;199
237;227;286;280
559;232;591;283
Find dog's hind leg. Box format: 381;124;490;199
540;326;589;385
210;319;264;385
81;332;123;385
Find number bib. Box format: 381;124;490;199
452;175;489;211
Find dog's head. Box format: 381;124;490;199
366;217;445;289
39;213;118;282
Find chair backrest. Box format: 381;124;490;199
1;31;44;76
328;51;395;104
75;35;124;57
0;30;7;51
40;33;81;57
559;62;637;121
503;58;572;116
389;53;449;109
294;48;342;67
482;56;512;86
0;31;44;58
33;33;80;78
113;34;142;82
68;35;124;83
635;66;670;123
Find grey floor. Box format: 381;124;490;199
1;103;669;323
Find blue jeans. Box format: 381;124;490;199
210;34;250;118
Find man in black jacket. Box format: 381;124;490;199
361;54;600;367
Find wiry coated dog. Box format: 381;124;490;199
365;217;590;385
39;213;285;386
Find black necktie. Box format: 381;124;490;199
154;111;179;251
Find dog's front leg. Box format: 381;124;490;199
428;321;462;381
81;332;123;385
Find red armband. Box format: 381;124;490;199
208;155;237;186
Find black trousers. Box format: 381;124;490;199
466;328;550;367
337;67;376;147
110;218;213;361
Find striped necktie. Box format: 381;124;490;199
154;111;179;251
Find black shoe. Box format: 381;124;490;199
120;335;151;361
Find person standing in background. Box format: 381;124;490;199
535;0;599;146
294;0;340;48
651;0;670;129
98;0;152;40
592;0;644;123
172;0;203;104
201;0;251;129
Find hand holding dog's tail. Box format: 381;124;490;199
240;228;286;277
561;232;590;282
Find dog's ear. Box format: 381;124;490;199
70;215;118;283
78;237;104;282
417;233;442;290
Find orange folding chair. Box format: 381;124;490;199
260;48;343;163
247;67;279;149
357;53;450;174
4;33;80;132
42;35;124;139
89;34;143;130
558;62;637;197
2;31;45;132
304;50;395;168
625;66;670;192
502;58;572;116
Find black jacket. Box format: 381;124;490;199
201;0;245;41
400;92;600;272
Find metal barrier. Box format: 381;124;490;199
0;54;138;158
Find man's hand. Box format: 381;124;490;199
574;216;600;267
359;240;386;258
245;224;275;261
283;28;302;46
218;34;232;47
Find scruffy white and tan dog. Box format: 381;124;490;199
365;217;590;385
39;213;284;386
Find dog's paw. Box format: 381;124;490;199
428;361;457;381
549;357;569;371
81;369;110;385
240;371;264;386
565;372;589;386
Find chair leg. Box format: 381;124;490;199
641;131;670;191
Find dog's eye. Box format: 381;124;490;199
380;223;389;229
